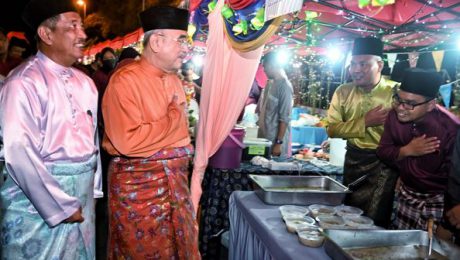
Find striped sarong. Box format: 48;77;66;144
107;144;200;260
343;144;399;228
393;182;444;230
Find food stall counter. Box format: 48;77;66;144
229;191;331;260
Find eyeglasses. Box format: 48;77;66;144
155;33;192;50
392;94;432;110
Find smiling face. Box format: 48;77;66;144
349;55;383;89
393;90;435;123
151;29;190;73
38;12;87;66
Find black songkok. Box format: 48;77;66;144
352;37;384;57
22;0;77;31
139;6;189;32
400;68;442;98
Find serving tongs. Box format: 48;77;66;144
425;216;434;260
344;174;369;192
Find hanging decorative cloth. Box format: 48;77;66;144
222;0;284;51
226;0;255;10
191;0;215;36
190;0;204;11
224;16;282;51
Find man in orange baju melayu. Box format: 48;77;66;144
101;6;200;259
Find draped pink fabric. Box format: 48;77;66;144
255;64;268;88
190;0;264;211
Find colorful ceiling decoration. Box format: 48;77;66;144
189;0;460;54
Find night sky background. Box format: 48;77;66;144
0;0;183;44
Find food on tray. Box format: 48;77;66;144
298;230;325;247
295;148;315;160
285;219;313;233
308;204;336;218
313;149;330;160
279;205;308;219
295;222;319;233
335;205;364;217
300;216;316;226
343;215;374;228
317;215;345;229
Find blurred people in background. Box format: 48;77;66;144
0;27;7;59
109;47;140;78
92;47;116;94
118;46;140;63
180;60;201;105
0;27;7;79
0;36;29;77
257;51;293;159
326;37;399;228
84;52;102;76
247;80;263;105
92;47;117;136
7;37;28;60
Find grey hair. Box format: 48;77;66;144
36;14;61;43
142;29;163;48
41;14;61;30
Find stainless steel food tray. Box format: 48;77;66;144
249;174;350;206
324;229;460;260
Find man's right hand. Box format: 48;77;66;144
399;134;440;158
364;105;389;127
63;207;84;224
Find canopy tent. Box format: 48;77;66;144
185;0;460;55
264;0;460;53
79;1;460;59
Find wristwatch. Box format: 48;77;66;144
275;139;283;145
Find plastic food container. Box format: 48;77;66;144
317;215;345;229
295;222;320;233
284;215;316;225
343;215;374;228
298;230;325;247
335;205;363;217
285;218;315;233
279;205;309;219
308;204;336;218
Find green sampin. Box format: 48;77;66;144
221;5;235;23
373;0;391;6
233;20;248;35
358;0;371;8
250;7;265;30
305;11;318;21
208;0;217;13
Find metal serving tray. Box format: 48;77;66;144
324;229;460;260
249;174;350;206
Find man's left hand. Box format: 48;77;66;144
446;205;460;229
272;144;281;157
